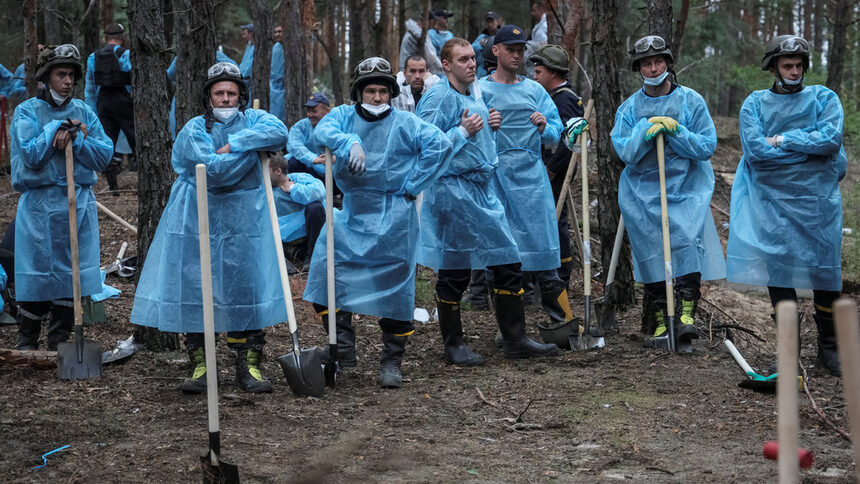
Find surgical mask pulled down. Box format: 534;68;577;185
49;88;69;105
643;70;670;87
361;103;390;116
212;106;239;123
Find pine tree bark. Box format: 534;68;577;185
174;0;216;134
42;0;62;44
250;0;272;110
647;0;673;47
316;0;345;105
128;0;180;351
592;0;634;308
673;0;690;58
826;0;855;95
24;0;39;99
81;0;100;56
283;0;311;125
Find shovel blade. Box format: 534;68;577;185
277;347;325;397
101;345;135;364
56;337;102;380
200;451;240;484
644;335;672;351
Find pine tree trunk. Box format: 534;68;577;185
128;0;180;351
592;0;634;308
81;0;100;57
319;0;345;105
673;0;690;58
23;0;39;99
283;0;311;125
647;0;673;47
174;0;216;134
250;0;272;110
42;0;62;44
826;0;853;95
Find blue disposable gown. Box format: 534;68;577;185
269;42;285;121
9;63;25;100
0;64;15;99
303;106;452;321
428;29;454;56
240;44;254;95
472;34;490;79
611;86;725;283
287;118;326;177
84;45;132;111
415;77;521;270
11;97;113;301
0;263;6;312
167;52;237;138
131;109;290;333
479;76;563;271
727;85;846;291
274;172;325;242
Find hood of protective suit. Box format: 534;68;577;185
405;19;422;38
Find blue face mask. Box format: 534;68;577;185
643;70;670;87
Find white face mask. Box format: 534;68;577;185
642;70;670;87
212;106;239;123
781;76;803;86
361;103;391;116
49;88;69;105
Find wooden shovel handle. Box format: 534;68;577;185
325;148;336;346
555;99;594;219
64;144;82;330
834;298;860;481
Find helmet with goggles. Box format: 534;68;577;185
201;61;249;111
36;44;83;83
349;57;400;103
629;35;674;72
761;35;810;71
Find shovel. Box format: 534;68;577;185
260;153;324;397
194;164;240;483
570;127;604;351
776;301;800;483
323;148;339;387
57;143;102;380
594;216;624;333
101;242;128;275
834;298;860;481
649;134;679;352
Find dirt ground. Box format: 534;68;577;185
1;119;859;483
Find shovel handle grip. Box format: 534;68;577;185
64;144;83;331
556;99;594;218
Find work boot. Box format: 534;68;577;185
539;280;575;328
379;332;407;389
643;305;669;349
814;312;841;377
675;288;700;343
494;292;559;358
437;297;484;366
235;347;273;393
104;156;121;196
317;311;358;367
45;304;74;351
14;307;45;350
180;347;208;394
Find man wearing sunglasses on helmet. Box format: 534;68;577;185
727;35;847;376
10;44;113;351
131;61;289;395
302;56;451;389
611;35;725;351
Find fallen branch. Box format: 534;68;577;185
710;202;729;218
700;297;765;342
645;466;675;476
800;366;852;443
710;324;766;343
515;398;534;423
0;348;57;370
475;387;497;408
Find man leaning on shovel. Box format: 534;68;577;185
11;44;112;351
131;62;289;394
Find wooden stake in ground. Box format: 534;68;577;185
834;298;860;480
776;301;799;484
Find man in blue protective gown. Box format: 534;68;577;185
472;11;500;79
11;44;113;350
84;23;134;192
167;50;237;138
611;35;725;349
416;38;559;367
303;57;452;389
479;26;577;340
727;35;847;376
428;9;455;56
269;25;286;121
268;152;325;272
131;62;289;394
287;92;330;182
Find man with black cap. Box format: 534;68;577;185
11;44;113;351
530;44;584;287
287;92;332;183
302;56;451;389
479;26;576;341
473;11;500;78
131;61;289;394
85;23;134;193
428;9;454;55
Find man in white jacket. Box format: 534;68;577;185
391;55;440;113
398;17;443;76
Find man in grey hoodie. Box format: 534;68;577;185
399;16;443;76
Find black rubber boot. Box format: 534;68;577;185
14;308;44;350
539;280;575;327
522;274;539;306
104;156;121;196
45;304;74;351
765;312;803;376
437;298;484;366
814;312;841;377
180;347;208;394
235;347;273;393
495;293;559;358
379;332;407;389
675;287;700;343
317;311;358;367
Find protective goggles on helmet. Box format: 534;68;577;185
765;36;809;58
48;44;81;62
356;57;392;75
630;35;666;55
207;62;241;79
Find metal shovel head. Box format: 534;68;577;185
277;346;325;397
568;321;604;351
200;450;240;484
57;336;102;380
594;287;619;333
101;345;135;364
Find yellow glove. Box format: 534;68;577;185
644;116;680;141
644;122;665;141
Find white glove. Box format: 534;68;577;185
766;135;784;147
349;143;366;176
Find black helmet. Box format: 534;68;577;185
201;61;249;112
36;44;83;83
761;35;810;71
482;38;497;70
629;35;674;72
349;57;399;103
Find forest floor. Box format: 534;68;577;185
0;117;858;483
